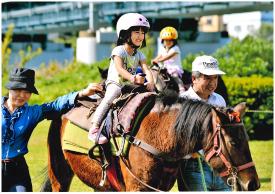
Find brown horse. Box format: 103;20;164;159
41;92;260;191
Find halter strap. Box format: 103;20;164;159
219;161;255;177
205;109;255;178
126;134;182;162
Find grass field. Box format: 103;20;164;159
26;120;273;192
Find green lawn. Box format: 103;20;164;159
26;120;273;191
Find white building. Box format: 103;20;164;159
223;11;265;40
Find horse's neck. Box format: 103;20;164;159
139;99;212;158
140;103;180;153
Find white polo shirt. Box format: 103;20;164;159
180;86;226;107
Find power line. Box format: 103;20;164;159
246;109;273;114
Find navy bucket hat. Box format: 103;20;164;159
5;68;39;95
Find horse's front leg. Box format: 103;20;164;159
64;151;115;191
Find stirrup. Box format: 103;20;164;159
88;144;110;187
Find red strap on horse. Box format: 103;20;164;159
205;109;255;178
220;162;255;177
237;161;255;171
228;111;241;123
205;110;222;162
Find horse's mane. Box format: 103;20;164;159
174;98;213;154
156;95;214;155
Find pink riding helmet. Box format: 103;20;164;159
116;13;150;37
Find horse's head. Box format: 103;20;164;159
203;102;260;191
150;64;179;97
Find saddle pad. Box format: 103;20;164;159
62;120;92;154
64;105;92;131
62;120;130;156
118;92;156;133
62;120;124;191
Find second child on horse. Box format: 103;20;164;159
152;26;185;94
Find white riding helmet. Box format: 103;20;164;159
116;13;150;37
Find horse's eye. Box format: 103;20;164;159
229;140;237;147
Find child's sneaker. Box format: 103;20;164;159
88;127;108;144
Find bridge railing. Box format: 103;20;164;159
2;2;273;34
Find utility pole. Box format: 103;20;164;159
89;2;96;32
76;2;97;64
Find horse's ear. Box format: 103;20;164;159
98;66;108;79
233;102;246;117
98;66;103;74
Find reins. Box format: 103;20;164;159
119;156;163;192
204;109;255;189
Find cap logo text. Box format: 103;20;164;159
202;61;217;69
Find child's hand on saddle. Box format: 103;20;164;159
135;74;145;85
151;59;158;65
145;82;155;92
78;83;103;98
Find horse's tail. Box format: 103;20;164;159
41;117;73;191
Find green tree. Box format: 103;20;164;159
181;32;273;77
2;23;43;70
253;23;273;41
214;36;273;77
181;51;205;71
2;23;14;75
141;33;156;66
18;45;42;68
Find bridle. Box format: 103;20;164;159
204;109;255;188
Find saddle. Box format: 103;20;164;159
64;85;155;134
62;85;156;190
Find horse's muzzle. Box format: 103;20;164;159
245;177;261;191
238;177;260;191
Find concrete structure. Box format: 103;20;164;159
2;2;273;66
190;10;273;40
2;2;273;34
76;31;97;64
